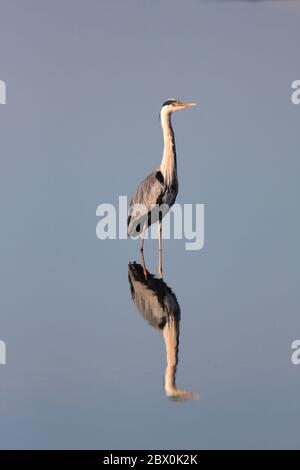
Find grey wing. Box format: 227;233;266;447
127;169;165;237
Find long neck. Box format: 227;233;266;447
163;319;199;401
160;111;177;187
163;318;179;397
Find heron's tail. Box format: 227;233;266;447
127;217;142;238
127;211;148;238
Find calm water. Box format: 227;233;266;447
1;0;300;450
1;235;299;449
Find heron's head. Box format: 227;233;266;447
160;98;196;115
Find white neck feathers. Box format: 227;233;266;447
160;109;177;187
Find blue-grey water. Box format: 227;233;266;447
0;0;300;449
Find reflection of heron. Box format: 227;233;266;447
127;99;196;278
128;262;199;402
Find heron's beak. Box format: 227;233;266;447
176;102;197;110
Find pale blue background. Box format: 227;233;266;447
0;0;300;449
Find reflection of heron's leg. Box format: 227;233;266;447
140;223;146;253
139;224;148;277
158;221;163;278
141;249;148;278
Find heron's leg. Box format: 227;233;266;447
158;221;163;278
140;223;146;253
140;223;148;277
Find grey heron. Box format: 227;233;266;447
128;262;199;401
127;98;196;277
